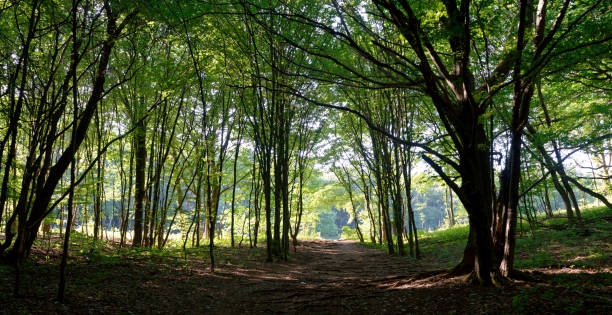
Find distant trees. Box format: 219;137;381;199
0;0;609;295
239;0;611;284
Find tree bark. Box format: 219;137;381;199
132;118;147;247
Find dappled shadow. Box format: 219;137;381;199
1;240;611;314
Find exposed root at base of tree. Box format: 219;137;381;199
462;271;508;287
446;258;550;286
1;239;610;314
447;260;474;277
509;269;543;282
460;268;551;287
411;269;449;280
382;269;450;289
377;266;546;289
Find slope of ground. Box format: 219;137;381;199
0;206;611;314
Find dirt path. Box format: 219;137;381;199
220;240;422;314
193;240;510;314
2;240;610;314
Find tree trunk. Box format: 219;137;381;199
6;8;134;262
262;161;273;262
392;143;405;256
93;105;104;241
401;146;419;258
132;118;147;247
230;124;242;247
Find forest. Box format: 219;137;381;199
0;0;611;313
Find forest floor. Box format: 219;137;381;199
1;207;611;314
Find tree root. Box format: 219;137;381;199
491;271;512;287
461;270;509;287
382;269;450;288
460;268;547;287
447;260;474;277
509;269;544;282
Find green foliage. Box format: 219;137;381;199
420;225;469;246
417;225;469;268
0;0;609;288
359;205;612;271
316;208;339;240
340;226;359;240
358;241;388;251
514;206;612;269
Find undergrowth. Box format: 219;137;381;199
359;205;612;270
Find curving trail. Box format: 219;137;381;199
227;240;421;313
207;240;511;314
3;239;607;314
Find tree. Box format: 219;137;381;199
0;0;138;265
241;0;610;283
331;164;364;243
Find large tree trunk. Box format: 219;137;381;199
494;132;523;278
435;123;497;285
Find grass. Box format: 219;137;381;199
417;225;469;268
513;205;612;269
1;205;611;314
359;205;612;270
34;205;609;271
358;225;470;267
27;229;274;271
